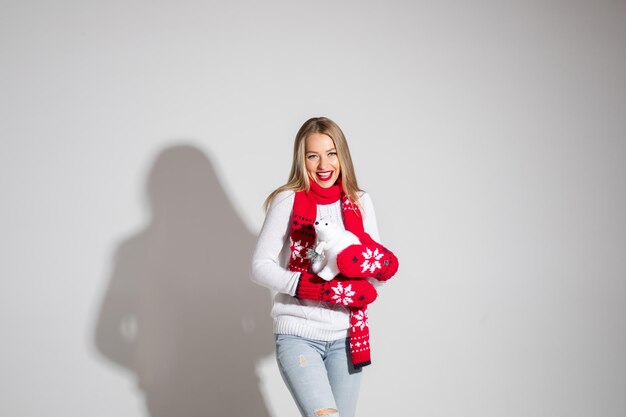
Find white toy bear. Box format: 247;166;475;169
309;218;361;281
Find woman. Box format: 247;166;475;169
250;117;397;417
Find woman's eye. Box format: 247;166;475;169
328;152;337;157
307;154;318;160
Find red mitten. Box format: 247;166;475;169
337;239;399;281
296;272;378;308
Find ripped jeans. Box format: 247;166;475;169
275;334;363;417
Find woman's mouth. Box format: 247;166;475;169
316;170;334;181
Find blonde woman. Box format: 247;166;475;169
251;117;398;417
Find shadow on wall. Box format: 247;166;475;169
94;144;274;417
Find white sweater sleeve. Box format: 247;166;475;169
359;192;381;243
250;191;302;296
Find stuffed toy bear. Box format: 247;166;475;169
309;218;361;281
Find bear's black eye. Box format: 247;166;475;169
325;223;328;226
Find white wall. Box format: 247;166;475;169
1;1;625;416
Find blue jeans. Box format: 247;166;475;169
275;334;363;417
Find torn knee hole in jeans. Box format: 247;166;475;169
299;354;307;367
314;408;338;416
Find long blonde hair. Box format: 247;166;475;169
264;117;362;211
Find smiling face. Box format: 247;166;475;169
305;133;341;188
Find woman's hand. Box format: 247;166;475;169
295;272;378;308
336;235;399;282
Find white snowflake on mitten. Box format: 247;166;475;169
331;282;356;305
360;247;383;273
352;309;369;331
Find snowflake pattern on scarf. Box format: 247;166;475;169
289;237;308;263
341;196;360;213
351;309;369;331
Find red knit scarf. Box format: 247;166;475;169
287;179;373;368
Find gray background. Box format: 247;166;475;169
1;1;625;416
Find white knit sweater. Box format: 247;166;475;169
250;190;382;341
